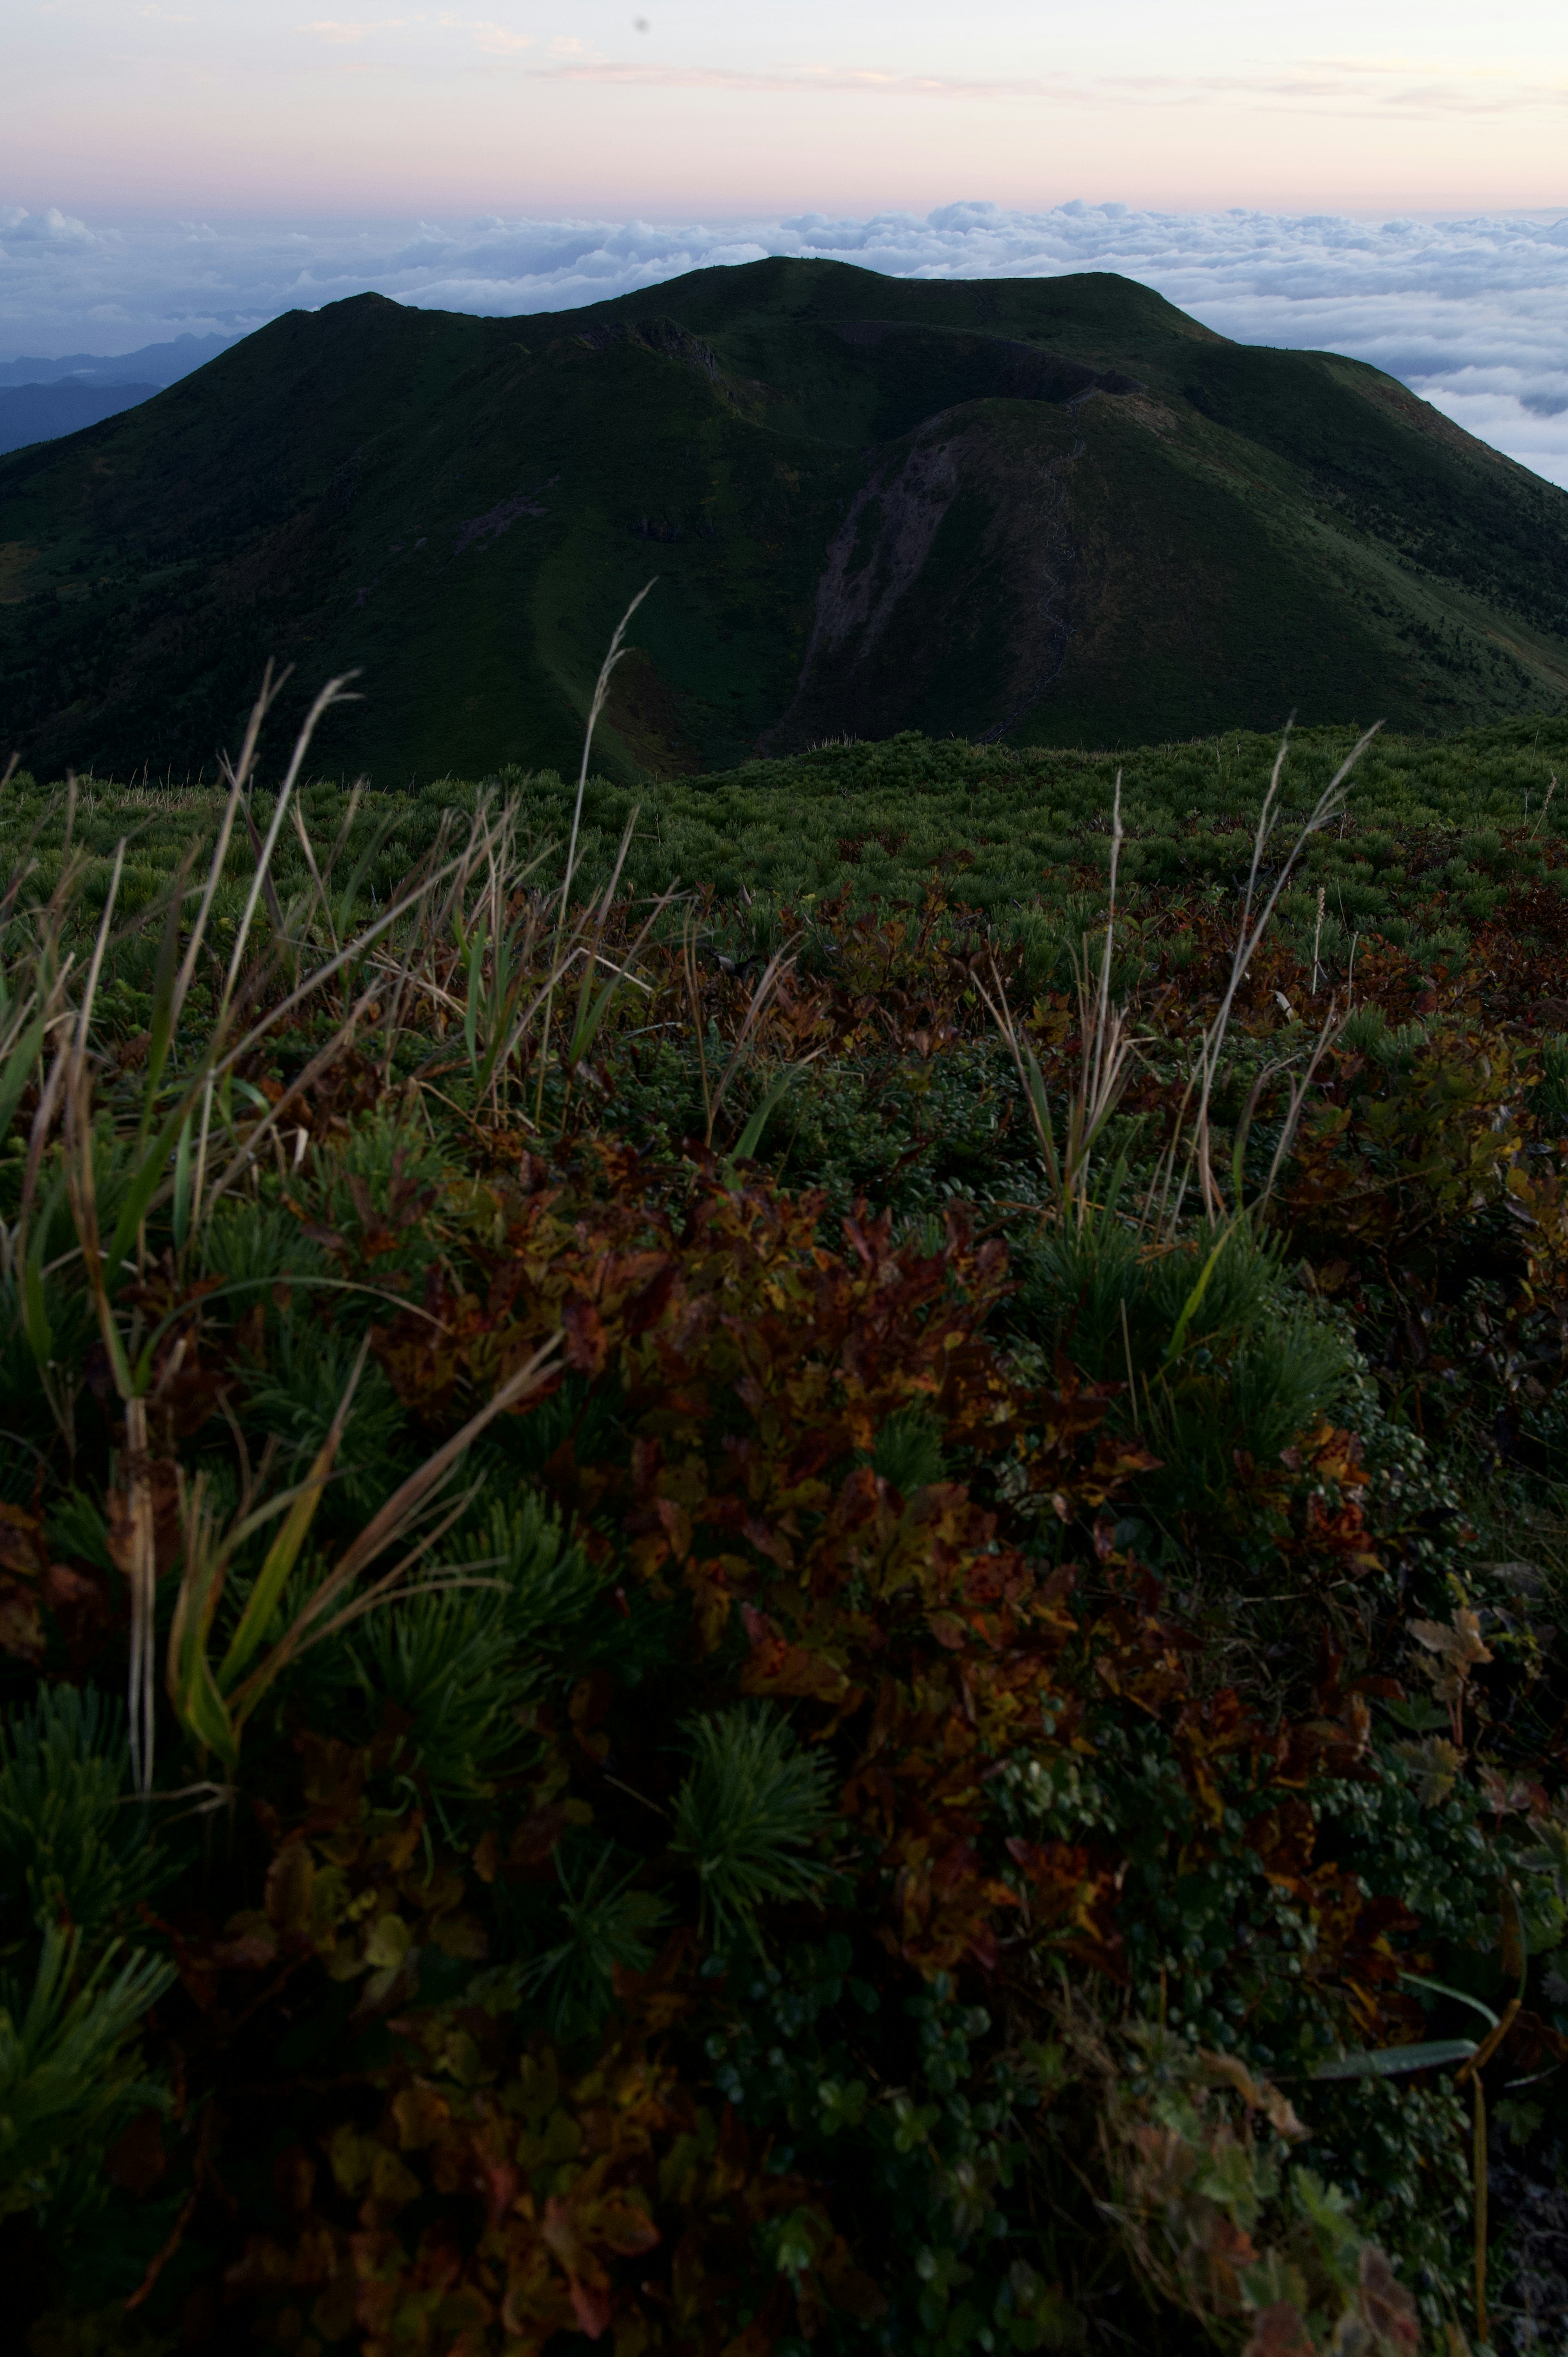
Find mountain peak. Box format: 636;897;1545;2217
0;260;1563;780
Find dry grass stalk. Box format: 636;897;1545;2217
0;612;682;1790
536;580;656;1116
977;773;1138;1226
982;731;1378;1244
1191;723;1379;1221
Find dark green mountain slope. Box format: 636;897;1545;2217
2;257;1566;782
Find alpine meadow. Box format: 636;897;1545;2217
3;255;1568;2357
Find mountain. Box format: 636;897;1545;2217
1;261;1566;783
0;381;161;457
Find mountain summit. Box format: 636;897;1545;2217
2;258;1566;779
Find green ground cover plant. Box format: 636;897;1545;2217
9;714;1568;972
2;682;1568;2357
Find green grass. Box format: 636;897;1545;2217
14;713;1568;970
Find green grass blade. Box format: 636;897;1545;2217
105;1088;204;1281
332;807;399;939
0;1009;51;1147
734;1071;794;1162
22;1207;56;1371
1019;1039;1065;1204
216;1347;366;1685
566;972;621;1068
216;1457;332;1689
1312;2038;1477;2080
1163;1221;1233;1369
170;1613;239;1766
1396;1970;1500;2030
172;1112;194;1253
463;917;486;1073
139;876;187;1133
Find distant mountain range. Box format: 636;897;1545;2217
0;333;246;456
0;382;162;458
0;264;1565;781
0;331;244;390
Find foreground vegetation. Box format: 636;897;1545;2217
4;688;1568;2357
12;714;1568;969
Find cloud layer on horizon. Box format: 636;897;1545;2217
2;198;1566;486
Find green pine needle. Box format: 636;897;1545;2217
672;1706;836;1947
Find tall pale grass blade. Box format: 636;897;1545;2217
562;583;655;916
0;1007;53;1148
171;1112;194;1252
704;945;797;1147
201;966;414;1218
21;1033;73;1223
139;858;194;1133
20;1187;59;1369
74;840;125;1061
172;664;290;1031
1194;722;1379;1219
217;674;358;1024
214;844;472;1087
171;776;245;1032
288;797;337;955
537;583;656;1116
124;1394;158;1796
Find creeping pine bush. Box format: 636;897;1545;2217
2;708;1567;2356
671;1708;837;1945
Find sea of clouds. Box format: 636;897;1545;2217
2;198;1566;486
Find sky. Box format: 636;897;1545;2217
9;0;1568;217
3;2;1568;479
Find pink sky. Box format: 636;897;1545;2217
7;2;1568;219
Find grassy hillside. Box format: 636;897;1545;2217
4;706;1568;2354
2;260;1566;784
13;714;1568;974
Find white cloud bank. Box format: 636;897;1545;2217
2;199;1566;486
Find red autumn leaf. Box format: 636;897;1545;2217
1243;2302;1316;2357
1358;2245;1419;2353
562;1298;609;1375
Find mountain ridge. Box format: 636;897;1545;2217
1;259;1565;781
